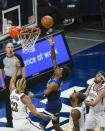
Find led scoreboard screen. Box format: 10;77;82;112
0;32;72;88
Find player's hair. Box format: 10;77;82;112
16;78;26;94
6;42;14;48
77;92;85;104
97;71;105;83
61;66;71;80
97;71;105;76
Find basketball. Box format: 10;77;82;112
41;15;54;28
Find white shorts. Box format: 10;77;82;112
13;118;44;131
85;110;105;130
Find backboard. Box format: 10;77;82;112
0;0;37;41
2;5;21;34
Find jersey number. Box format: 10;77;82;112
11;101;18;112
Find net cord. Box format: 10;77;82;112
17;28;40;53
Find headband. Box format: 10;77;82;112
98;73;105;81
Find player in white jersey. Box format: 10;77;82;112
9;62;57;131
69;90;86;131
84;71;105;131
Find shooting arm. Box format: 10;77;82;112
48;36;57;70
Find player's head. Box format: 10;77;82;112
6;43;14;54
61;66;71;80
94;71;105;84
70;90;85;105
54;66;70;80
16;78;26;94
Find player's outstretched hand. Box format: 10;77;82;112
28;91;35;97
50;115;57;121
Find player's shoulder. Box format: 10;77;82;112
71;108;81;119
10;88;16;95
21;94;30;104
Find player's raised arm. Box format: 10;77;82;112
9;61;20;93
84;85;91;99
48;36;57;71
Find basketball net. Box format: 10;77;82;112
9;26;41;54
18;30;40;53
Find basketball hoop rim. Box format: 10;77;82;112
9;26;41;38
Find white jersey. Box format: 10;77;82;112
10;89;44;131
10;89;28;119
69;102;86;131
86;83;105;113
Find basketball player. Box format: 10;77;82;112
0;42;25;127
9;61;57;131
84;71;105;131
28;36;71;131
69;90;86;131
